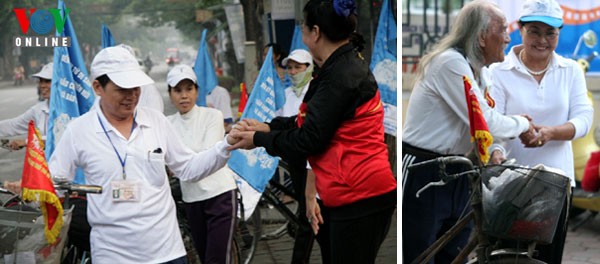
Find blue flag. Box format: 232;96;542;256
101;24;116;48
289;24;308;52
194;29;219;107
228;48;285;193
47;0;96;183
370;0;397;136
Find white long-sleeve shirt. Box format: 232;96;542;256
48;102;231;263
403;49;529;155
0;100;49;138
489;46;593;186
167;105;236;202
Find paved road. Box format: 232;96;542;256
251;209;398;264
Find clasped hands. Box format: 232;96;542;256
490;115;554;165
519;115;553;149
226;118;269;150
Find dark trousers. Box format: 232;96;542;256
184;190;237;264
534;188;572;264
328;205;395;264
290;168;331;264
402;149;472;264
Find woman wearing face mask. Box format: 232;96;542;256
278;49;314;117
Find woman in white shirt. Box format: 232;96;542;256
166;64;238;264
489;0;593;262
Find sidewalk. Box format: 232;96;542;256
251;209;398;263
564;212;600;263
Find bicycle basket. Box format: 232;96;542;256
0;207;72;264
481;164;570;244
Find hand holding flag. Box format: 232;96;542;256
21;120;63;244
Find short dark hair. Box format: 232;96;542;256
167;80;198;93
96;74;110;88
264;43;288;68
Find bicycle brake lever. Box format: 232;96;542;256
415;180;446;198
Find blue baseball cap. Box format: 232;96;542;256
519;0;563;28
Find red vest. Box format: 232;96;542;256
298;91;397;207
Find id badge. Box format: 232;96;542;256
111;180;140;202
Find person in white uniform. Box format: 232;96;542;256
48;46;240;264
489;0;593;262
166;64;238;264
401;1;537;262
0;62;53;150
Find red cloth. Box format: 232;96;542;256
582;150;600;192
237;82;248;118
464;76;493;164
21;120;63;244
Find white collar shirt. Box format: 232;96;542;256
0;100;49;138
167;105;236;202
403;49;529;155
48;101;231;263
489;46;593;185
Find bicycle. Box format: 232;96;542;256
169;176;262;264
407;156;570;264
232;160;311;263
0;180;102;264
258;161;303;240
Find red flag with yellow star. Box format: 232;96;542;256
21;120;63;244
463;76;493;164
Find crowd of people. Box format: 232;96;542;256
1;0;397;263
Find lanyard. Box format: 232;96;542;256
97;113;137;180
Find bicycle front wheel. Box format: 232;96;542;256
235;208;261;264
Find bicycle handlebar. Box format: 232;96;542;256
408;156;474;170
55;182;102;194
408;156;475;198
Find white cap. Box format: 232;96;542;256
282;49;313;67
166;64;197;87
32;63;53;80
90;46;154;89
519;0;563;28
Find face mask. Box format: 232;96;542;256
290;64;314;97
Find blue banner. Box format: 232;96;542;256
194;29;219;107
228;48;285;192
289;24;308;52
370;0;397;136
101;24;116;48
46;0;95;163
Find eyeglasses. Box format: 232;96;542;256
523;28;559;40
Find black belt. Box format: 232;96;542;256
402;142;461;160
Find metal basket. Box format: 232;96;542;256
0;206;72;264
480;164;570;244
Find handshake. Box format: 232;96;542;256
519;115;552;148
225;118;269;150
491;115;555;164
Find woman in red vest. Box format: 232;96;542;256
229;1;396;263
